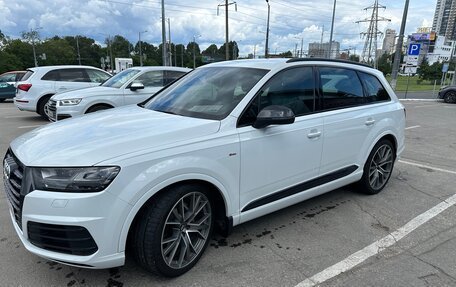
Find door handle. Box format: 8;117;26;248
365;118;375;126
307;130;321;139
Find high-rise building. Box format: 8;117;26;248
382;29;396;54
432;0;456;40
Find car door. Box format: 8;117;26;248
54;68;92;93
237;66;323;218
123;70;165;105
0;73;17;98
317;66;372;175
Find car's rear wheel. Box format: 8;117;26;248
132;184;214;277
357;139;395;194
37;95;52;119
444;91;456;103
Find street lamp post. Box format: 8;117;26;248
295;36;303;58
29;27;42;67
328;0;337;59
390;0;410;90
265;0;270;58
193;35;201;69
139;30;147;66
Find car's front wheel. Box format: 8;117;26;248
357;139;395;194
444;91;456;103
132;184;214;277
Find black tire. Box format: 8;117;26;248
357;139;395;195
0;99;6;103
86;104;112;113
132;184;214;277
37;95;52;119
444;91;456;103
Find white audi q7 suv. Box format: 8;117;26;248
3;59;405;277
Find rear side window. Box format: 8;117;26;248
58;69;90;82
163;71;186;85
41;70;59;81
16;72;26;81
358;72;390;103
21;70;34;81
319;67;364;110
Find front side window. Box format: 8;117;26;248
57;69;90;82
102;69;140;88
238;66;315;127
145;67;268;120
133;71;164;87
86;69;111;83
319;67;364;110
358;72;390;103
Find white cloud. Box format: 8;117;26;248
1;0;438;56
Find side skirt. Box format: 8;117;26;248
241;165;358;212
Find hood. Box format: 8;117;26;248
10;105;220;166
52;86;119;100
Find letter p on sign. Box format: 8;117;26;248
408;44;421;56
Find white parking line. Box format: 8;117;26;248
17;125;43;129
413;104;442;108
405;125;420;130
295;160;456;287
295;193;456;287
399;160;456;175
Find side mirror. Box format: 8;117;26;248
253;105;295;129
130;82;145;91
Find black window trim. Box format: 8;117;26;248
316;66;391;113
236;65;318;128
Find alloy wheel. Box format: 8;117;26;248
161;192;212;269
368;144;394;190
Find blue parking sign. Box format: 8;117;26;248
408;43;421;56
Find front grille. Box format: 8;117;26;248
45;99;57;121
27;222;98;256
3;150;25;229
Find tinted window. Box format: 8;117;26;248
16;72;26;81
358;72;390;103
319;67;364;110
164;71;186;85
41;70;59;81
86;69;111;83
134;71;164;87
238;67;315;127
58;69;90;82
145;67;268;120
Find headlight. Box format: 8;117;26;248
31;166;120;192
59;98;82;106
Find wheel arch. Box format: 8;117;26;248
119;177;231;253
36;93;54;111
85;102;115;113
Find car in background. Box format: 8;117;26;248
14;66;111;118
0;71;26;102
438;85;456;103
46;66;191;121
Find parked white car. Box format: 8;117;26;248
45;66;191;121
4;59;405;277
14;65;111;118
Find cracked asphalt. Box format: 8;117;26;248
0;99;455;287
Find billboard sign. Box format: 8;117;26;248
410;33;431;41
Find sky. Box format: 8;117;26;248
0;0;437;57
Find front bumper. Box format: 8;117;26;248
7;188;132;268
47;100;84;121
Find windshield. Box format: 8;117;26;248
102;69;140;88
144;67;269;120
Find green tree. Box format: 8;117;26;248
63;36;103;67
419;59;443;82
109;35;133;59
377;53;392;75
0;51;22;74
37;36;76;65
3;39;34;69
349;54;360;62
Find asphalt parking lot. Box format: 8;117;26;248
1;99;455;287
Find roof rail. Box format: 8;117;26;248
286;58;373;68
